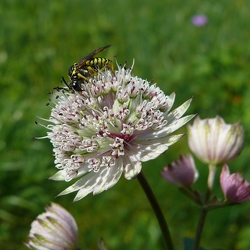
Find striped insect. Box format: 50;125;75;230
65;44;114;92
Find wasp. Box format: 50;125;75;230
63;44;114;92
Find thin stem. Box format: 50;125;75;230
193;164;217;250
207;164;216;192
192;208;207;250
179;187;203;206
137;171;174;250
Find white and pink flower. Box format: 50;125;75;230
44;65;193;201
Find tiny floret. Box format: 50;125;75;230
188;116;244;165
161;154;198;187
26;203;78;250
220;165;250;203
44;65;193;201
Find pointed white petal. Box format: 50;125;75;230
49;170;66;181
58;172;96;196
158;114;195;136
93;160;123;194
135;134;184;161
165;92;176;112
165;99;192;122
123;154;142;179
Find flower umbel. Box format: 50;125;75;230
161;154;198;187
45;65;193;201
26;203;78;250
188;116;244;165
220;165;250;203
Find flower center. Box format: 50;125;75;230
109;132;134;143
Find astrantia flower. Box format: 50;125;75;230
220;165;250;203
26;203;78;250
45;65;193;201
188;116;244;165
161;154;198;187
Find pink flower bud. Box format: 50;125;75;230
220;165;250;203
161;154;198;187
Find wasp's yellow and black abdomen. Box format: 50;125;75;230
85;58;114;73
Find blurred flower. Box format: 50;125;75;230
188;116;244;165
98;238;108;250
44;64;194;201
191;15;208;27
161;154;198;187
26;203;78;250
220;165;250;203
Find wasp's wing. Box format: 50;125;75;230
76;44;112;69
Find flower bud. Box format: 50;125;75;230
26;203;78;250
161;154;198;187
188;116;244;165
220;165;250;203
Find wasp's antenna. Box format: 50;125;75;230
61;77;69;88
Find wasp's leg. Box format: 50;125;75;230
85;66;97;76
76;72;89;81
106;61;115;75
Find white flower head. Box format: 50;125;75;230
188;116;244;165
26;203;78;250
45;65;193;201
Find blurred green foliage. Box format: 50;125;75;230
1;0;250;249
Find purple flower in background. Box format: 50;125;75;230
191;15;208;27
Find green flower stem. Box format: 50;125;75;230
192;207;207;250
193;163;217;250
192;200;239;250
137;171;174;250
192;164;215;250
207;164;216;192
179;187;203;206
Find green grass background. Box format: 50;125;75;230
1;0;250;249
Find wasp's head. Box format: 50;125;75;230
68;80;83;92
68;64;77;78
